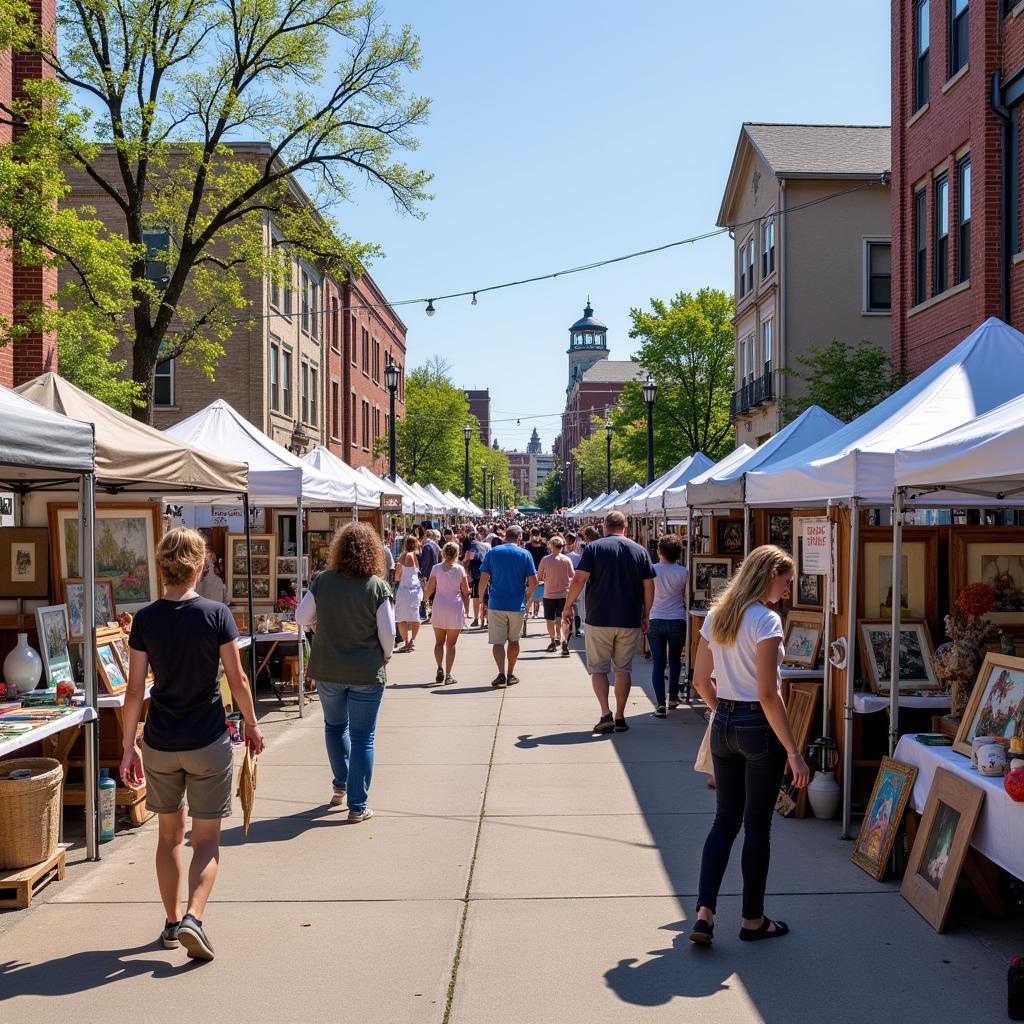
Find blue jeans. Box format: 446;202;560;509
648;618;685;706
317;682;385;811
697;700;787;919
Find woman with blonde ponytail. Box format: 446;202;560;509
688;545;810;948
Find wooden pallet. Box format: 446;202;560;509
0;845;67;910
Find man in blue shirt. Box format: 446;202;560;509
479;525;537;688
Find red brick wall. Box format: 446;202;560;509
0;48;13;387
332;271;406;473
893;0;1024;375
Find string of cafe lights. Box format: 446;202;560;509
220;176;886;326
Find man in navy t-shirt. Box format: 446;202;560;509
479;525;537;688
563;511;655;733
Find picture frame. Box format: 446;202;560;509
692;556;732;603
225;533;276;605
48;502;161;613
901;767;984;932
715;518;744;556
277;556;297;577
951;528;1024;628
858;527;938;624
852;757;918;880
0;527;50;597
793;527;823;609
95;625;129;694
953;652;1024;757
776;681;820;818
306;531;333;574
61;577;118;643
34;604;74;687
783;610;823;668
858;619;939;694
768;514;792;554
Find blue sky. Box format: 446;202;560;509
339;0;893;453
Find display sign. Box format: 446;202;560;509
380;493;403;511
801;517;831;575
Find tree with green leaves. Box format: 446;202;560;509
0;0;141;410
4;0;431;421
535;463;562;512
782;339;908;423
626;288;735;463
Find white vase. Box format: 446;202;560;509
806;770;841;820
4;633;42;696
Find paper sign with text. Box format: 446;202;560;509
800;517;831;575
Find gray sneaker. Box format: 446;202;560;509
348;806;374;823
160;920;181;949
330;786;347;807
178;913;215;961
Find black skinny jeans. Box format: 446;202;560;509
697;700;787;920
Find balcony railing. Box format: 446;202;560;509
730;367;774;419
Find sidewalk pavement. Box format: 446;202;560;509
0;617;1017;1023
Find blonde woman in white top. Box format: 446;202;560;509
689;545;810;948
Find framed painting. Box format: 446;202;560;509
715;518;744;557
783;610;823;668
34;604;74;687
692;556;732;603
858;619;939;694
901;767;984;932
306;532;332;574
858;528;938;624
48;502;161;613
95;626;129;694
225;533;276;605
61;577;117;643
776;681;820;818
952;528;1024;628
953;652;1024;757
794;531;823;610
768;514;792;554
851;757;918;880
0;527;50;597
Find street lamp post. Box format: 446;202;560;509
481;465;487;509
564;460;572;506
605;419;613;494
384;360;400;482
643;373;657;485
463;424;472;500
489;471;495;513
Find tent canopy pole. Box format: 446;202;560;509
81;471;99;861
889;489;905;755
841;498;860;840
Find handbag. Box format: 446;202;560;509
694;717;714;776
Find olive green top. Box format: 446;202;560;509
307;571;392;686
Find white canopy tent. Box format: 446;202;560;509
608;483;645;514
166;399;360;717
567;494;604;518
586;490;621;515
408;481;446;516
663;446;754;516
0;385;102;860
742;318;1024;835
629;452;716;515
301;447;382;509
423;483;462;515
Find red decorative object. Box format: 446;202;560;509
274;596;297;614
954;582;995;619
1005;768;1024;803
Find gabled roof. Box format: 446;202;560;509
580;361;646;385
717;123;890;226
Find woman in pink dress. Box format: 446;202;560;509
425;542;470;685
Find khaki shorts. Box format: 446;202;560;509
584;625;641;674
488;610;525;645
142;731;234;819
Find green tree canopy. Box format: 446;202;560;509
626;288;735;463
4;0;432;420
535;463;562;512
782;339;908;423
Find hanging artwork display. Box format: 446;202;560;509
851;757;918;879
225;533;276;605
952;529;1024;628
692;557;732;603
783;611;823;668
0;527;50;597
793;522;824;610
858;528;938;624
715;518;744;556
49;502;161;613
900;767;984;932
768;514;792;553
61;577;118;643
857;620;939;694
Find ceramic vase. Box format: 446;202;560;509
4;633;42;696
806;770;841;820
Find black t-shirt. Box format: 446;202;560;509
525;541;547;572
130;596;239;752
577;535;656;628
467;540;489;580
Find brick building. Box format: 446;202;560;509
0;0;58;387
891;0;1024;374
465;389;490;446
63;143;405;464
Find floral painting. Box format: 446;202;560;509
34;604;73;687
955;655;1024;756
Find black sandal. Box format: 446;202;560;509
688;919;714;946
739;918;789;941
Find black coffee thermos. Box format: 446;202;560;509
1009;956;1024;1020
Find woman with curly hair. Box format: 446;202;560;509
295;523;395;823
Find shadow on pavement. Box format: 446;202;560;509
220;806;344;846
0;945;200;999
515;731;610;748
431;686;498;695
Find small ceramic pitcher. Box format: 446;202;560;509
972;735;997;769
979;743;1008;778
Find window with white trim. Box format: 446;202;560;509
269;340;280;412
865;241;892;312
154;358;174;407
760;212;775;278
761;318;773;372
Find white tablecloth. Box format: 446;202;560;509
854;693;951;715
97;684;152;710
0;706;97;759
893;735;1024;881
236;630;298;651
781;668;824;681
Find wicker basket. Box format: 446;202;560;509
0;757;63;869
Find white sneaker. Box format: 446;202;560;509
330;786;347;807
348;807;373;823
